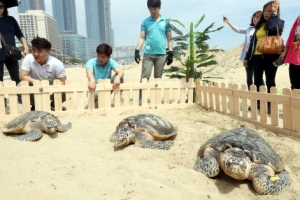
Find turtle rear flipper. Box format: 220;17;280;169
57;122;72;132
252;166;290;195
15;129;43;141
139;140;174;150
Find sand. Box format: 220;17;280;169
1;46;300;200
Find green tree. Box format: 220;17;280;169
164;14;224;82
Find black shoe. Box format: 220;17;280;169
31;105;35;111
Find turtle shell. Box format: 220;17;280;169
198;127;284;172
3;111;54;132
120;114;177;140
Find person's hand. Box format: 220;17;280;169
243;60;248;68
134;49;140;64
165;51;173;65
23;48;29;56
112;77;121;89
223;16;229;23
272;0;280;14
88;80;96;92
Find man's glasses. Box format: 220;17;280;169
252;16;260;19
0;5;4;9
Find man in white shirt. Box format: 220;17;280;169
20;37;67;111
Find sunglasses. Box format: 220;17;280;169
0;5;4;9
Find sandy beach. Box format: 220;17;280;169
1;45;299;200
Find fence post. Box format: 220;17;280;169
282;88;291;132
164;78;170;105
208;82;214;110
228;83;234;115
214;82;220;112
249;85;258;121
195;79;202;106
41;80;51;112
259;86;267;123
241;84;248;118
233;84;239;116
291;90;300;134
270;87;279;127
221;83;227;113
203;81;208;108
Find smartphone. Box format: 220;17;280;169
273;58;284;67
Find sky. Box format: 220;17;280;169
8;0;300;50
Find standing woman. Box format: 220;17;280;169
279;15;300;90
224;11;264;91
244;0;284;113
0;0;29;85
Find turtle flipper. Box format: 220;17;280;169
139;140;174;150
252;168;290;195
15;130;43;141
194;156;220;177
57;122;72;132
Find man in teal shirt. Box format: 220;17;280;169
134;0;173;81
86;43;124;92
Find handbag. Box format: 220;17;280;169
0;32;22;60
257;26;284;54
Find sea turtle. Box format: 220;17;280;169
110;114;177;150
194;127;290;195
2;111;72;141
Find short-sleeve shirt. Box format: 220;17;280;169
21;54;66;81
86;58;118;80
141;14;171;55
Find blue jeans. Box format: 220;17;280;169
246;61;265;91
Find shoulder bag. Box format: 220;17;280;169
257;26;284;54
0;32;22;60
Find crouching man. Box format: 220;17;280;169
20;37;67;111
86;43;124;103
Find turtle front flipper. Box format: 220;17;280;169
194;147;220;177
57;122;72;132
194;157;220;177
15;129;43;141
252;165;290;195
139;140;174;150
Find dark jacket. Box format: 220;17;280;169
245;14;285;61
0;16;24;61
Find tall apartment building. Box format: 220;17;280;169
85;0;114;47
51;0;77;34
19;10;62;54
18;0;45;13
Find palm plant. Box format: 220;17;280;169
164;14;224;82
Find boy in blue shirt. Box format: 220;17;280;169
86;43;124;93
134;0;173;80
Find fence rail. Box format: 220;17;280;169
1;78;300;139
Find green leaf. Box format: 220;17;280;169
194;14;205;28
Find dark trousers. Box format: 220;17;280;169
0;58;21;85
246;61;265;91
289;64;300;90
30;92;66;107
252;54;279;93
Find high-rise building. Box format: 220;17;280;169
18;0;45;13
52;0;77;34
19;10;62;54
85;0;114;47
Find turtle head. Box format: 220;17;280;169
113;122;136;147
40;113;59;134
221;148;251;180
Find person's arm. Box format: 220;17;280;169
86;68;96;92
57;76;66;85
223;16;247;34
19;37;29;56
166;31;173;51
268;0;284;34
112;67;124;88
20;70;35;85
136;31;145;51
